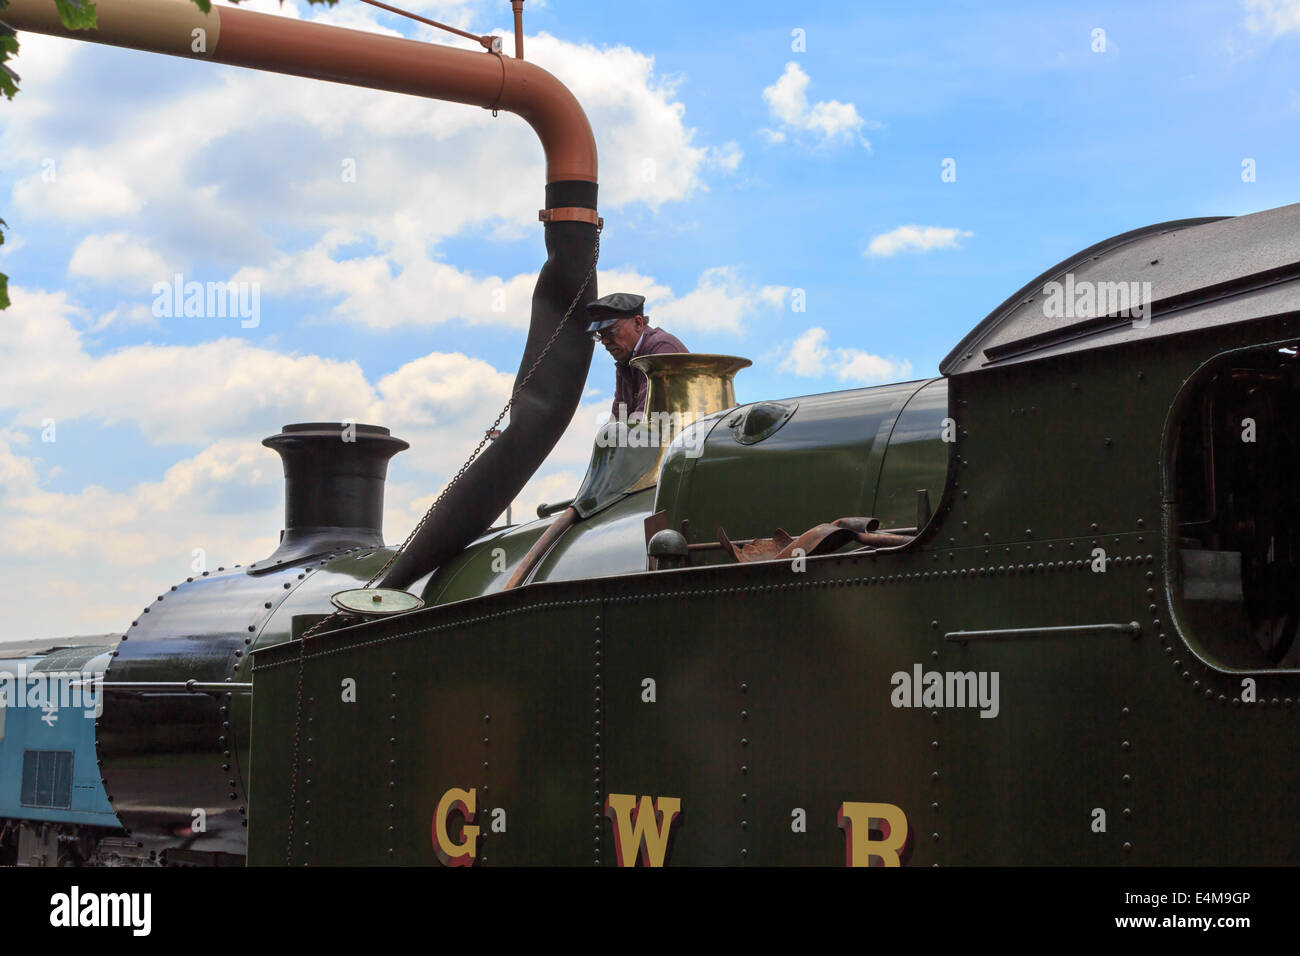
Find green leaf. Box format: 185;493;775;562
0;21;18;101
53;0;97;30
188;0;211;14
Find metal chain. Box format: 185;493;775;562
284;227;600;865
365;226;601;587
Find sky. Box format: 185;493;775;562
1;0;1298;639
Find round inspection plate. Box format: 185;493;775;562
330;588;424;616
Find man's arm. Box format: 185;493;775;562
612;364;635;419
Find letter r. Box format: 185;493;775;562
837;801;909;867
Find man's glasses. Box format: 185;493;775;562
591;318;626;343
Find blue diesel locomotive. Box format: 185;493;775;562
0;637;122;866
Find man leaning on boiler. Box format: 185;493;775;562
585;292;688;419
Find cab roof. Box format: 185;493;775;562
941;202;1300;376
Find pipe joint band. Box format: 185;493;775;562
539;207;603;229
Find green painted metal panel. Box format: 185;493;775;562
872;377;951;530
654;382;926;556
532;489;654;583
421;522;551;607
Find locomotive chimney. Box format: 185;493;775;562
258;423;409;566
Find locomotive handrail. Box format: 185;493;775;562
944;622;1142;642
69;679;252;694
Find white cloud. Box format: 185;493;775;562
1244;0;1300;34
2;284;574;459
592;265;787;337
761;62;869;147
0;287;379;444
230;234;786;332
650;266;787;335
707;141;744;172
232;228;541;329
779;327;911;385
68;232;173;288
12;154;145;221
375;352;514;426
0;423;287;637
866;225;973;257
88;303;160;332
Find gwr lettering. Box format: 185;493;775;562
432;787;480;866
604;794;682;867
837;802;909;866
430;789;912;866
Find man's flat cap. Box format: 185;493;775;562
585;292;646;332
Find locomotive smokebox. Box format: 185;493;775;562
260;423;409;565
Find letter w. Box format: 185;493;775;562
603;794;682;867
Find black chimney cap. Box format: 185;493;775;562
262;422;410;454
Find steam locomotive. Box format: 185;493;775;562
6;200;1300;865
4;0;1300;866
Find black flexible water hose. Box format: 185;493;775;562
379;181;599;590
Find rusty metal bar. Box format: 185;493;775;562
504;505;577;589
853;531;914;547
686;530;915;552
356;0;499;51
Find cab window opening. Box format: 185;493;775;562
1170;342;1300;670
